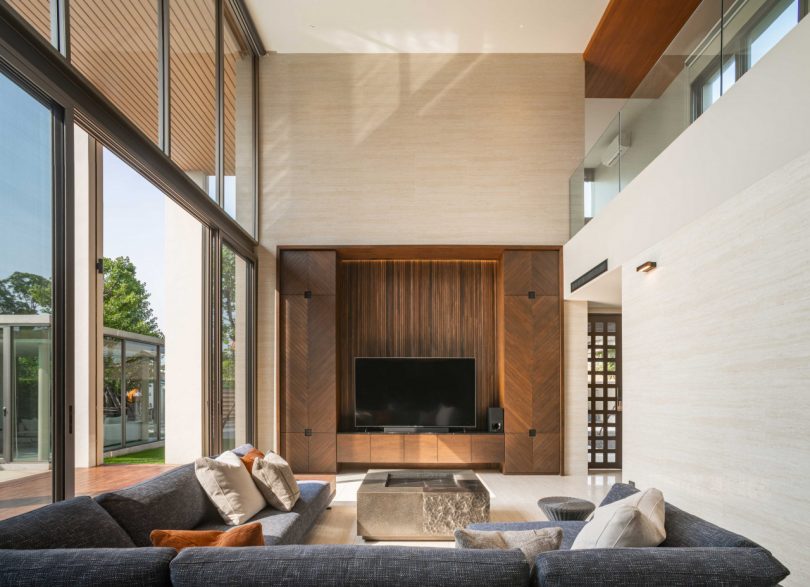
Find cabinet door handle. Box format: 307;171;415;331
529;429;537;437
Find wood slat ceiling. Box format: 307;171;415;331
9;0;248;176
584;0;702;98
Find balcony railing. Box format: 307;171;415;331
570;0;808;237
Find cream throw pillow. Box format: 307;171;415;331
455;527;563;566
194;451;266;525
251;452;301;511
570;488;666;549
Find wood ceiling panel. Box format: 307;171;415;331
64;0;249;176
584;0;702;98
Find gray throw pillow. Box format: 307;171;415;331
454;527;563;565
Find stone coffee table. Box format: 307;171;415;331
357;470;490;540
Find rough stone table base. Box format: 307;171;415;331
357;469;490;540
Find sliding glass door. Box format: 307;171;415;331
0;69;56;515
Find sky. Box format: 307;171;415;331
103;149;168;330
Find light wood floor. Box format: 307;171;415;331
304;468;622;546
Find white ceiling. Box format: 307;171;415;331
245;0;609;54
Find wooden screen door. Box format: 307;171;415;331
587;314;622;468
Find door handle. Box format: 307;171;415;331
2;407;6;417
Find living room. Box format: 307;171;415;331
0;0;808;585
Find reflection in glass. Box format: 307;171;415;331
125;342;158;446
103;337;123;449
170;0;217;198
70;0;160;144
221;244;249;450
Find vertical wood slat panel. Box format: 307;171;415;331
339;260;498;432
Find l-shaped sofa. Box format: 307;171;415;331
0;461;790;586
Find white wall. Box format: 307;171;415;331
257;53;584;449
564;300;588;475
622;148;810;584
565;16;810;296
163;202;204;464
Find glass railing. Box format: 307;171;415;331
570;0;807;237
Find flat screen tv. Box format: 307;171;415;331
354;357;476;429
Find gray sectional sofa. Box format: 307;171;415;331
0;473;789;587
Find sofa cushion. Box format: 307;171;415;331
598;483;758;548
96;464;220;547
455;527;562;565
251;452;301;511
598;482;639;507
467;520;587;551
661;502;759;548
194;481;332;545
195;451;267;525
0;496;135;549
533;546;789;586
0;548;175;587
572;488;666;549
170;545;531;587
151;522;265;551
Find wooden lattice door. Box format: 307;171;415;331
587;314;622;468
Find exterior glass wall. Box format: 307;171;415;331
0;69;55;517
221;244;249;451
169;0;217;198
70;0;160;144
5;1;51;44
223;11;255;234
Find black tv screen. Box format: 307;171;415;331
354;358;476;428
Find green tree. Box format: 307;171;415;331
103;256;162;337
0;272;52;314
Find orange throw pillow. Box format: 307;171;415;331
150;522;264;551
240;448;265;472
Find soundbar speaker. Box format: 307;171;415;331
488;407;504;433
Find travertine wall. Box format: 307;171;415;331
622;149;810;584
257;53;585;453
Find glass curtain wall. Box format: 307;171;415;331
169;0;217;198
220;244;250;451
69;0;160;144
223;10;256;233
5;1;52;44
0;69;55;516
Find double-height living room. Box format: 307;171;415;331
0;0;808;585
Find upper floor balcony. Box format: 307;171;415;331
570;0;808;238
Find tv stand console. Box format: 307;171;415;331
337;432;504;466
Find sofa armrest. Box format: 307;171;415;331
0;547;176;587
533;547;789;587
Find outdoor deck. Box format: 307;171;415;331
0;464;176;520
0;465;337;521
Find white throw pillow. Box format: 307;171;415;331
194;451;267;525
570;488;666;549
251;452;301;511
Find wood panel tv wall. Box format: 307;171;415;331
339;259;498;432
278;247;562;474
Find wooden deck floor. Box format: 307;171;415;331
0;464;177;520
0;466;337;521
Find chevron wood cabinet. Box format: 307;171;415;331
278;246;561;475
279;250;337;473
502;250;562;474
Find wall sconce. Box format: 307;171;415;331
636;261;657;273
